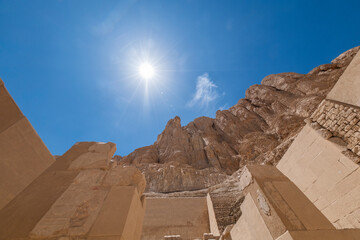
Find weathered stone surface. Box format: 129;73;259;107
103;165;146;195
230;193;273;240
257;190;271;216
141;197;210;240
136;162;227;193
30;169;109;238
115;46;360;193
311;99;360;156
209;181;244;234
220;224;233;240
69;142;116;170
207;193;220;237
89;186;145;240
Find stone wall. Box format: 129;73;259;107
311;99;360;157
141;197;210;240
228;165;338;240
277;124;360;229
206;193;220;237
230;193;273;240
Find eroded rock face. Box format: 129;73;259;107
116;46;360;193
136;162;227;193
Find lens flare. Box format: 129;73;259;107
138;62;155;80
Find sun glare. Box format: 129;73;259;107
138;62;155;80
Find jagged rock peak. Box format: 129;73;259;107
115;46;360;193
169;115;181;127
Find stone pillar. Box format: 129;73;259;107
0;78;55;210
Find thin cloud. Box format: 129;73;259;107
219;104;228;111
188;73;219;108
91;3;132;35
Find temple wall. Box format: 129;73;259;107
0;80;55;210
88;186;145;240
227;165;360;240
311;99;360;156
30;169;108;238
141;197;210;240
206;193;220;237
230;193;273;240
277;124;360;229
230;166;335;240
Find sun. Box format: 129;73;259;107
138;62;155;80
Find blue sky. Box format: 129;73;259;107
1;0;359;156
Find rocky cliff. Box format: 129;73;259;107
115;46;360;193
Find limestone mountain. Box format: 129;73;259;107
115;46;360;193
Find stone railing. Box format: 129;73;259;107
311;99;360;156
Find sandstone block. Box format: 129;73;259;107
103;165;146;196
141;197;210;240
30;169;108;238
278;124;360;229
230;193;273;240
341;150;360;164
0;82;55;210
89;186;145;239
69;142;116;170
316;128;333;139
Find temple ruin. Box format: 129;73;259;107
1;47;360;239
